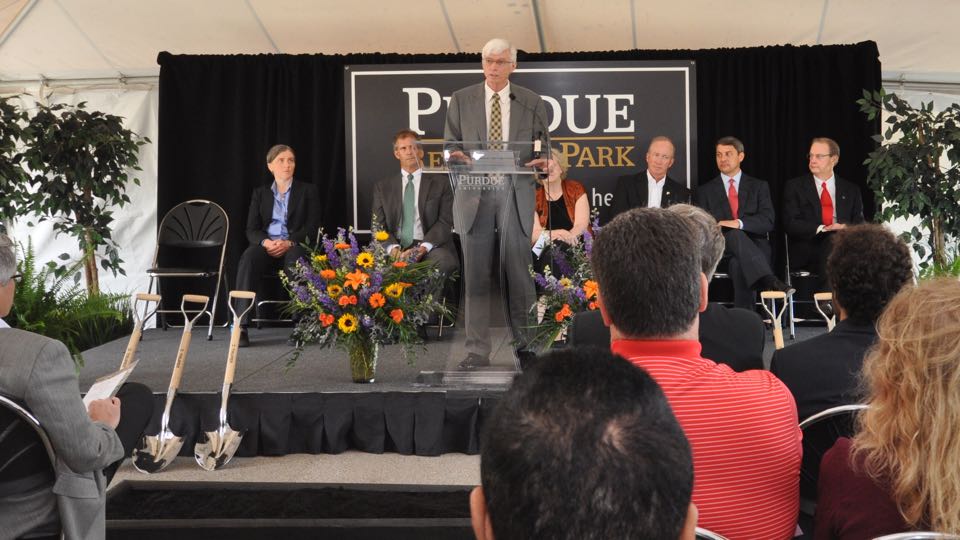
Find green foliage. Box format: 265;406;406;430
16;101;149;293
0;96;30;230
9;239;133;368
857;88;960;270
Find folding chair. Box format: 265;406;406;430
147;199;229;340
696;527;730;540
0;394;61;539
873;534;960;540
785;233;829;338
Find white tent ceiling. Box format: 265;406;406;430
1;0;958;87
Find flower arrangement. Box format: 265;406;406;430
529;218;601;352
281;224;448;382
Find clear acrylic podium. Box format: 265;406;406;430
416;140;547;386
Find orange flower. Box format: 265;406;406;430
344;270;369;290
338;294;358;306
392;261;408;268
399;282;414;288
320;269;337;280
369;293;386;308
554;303;573;322
334;242;350;250
583;280;598;300
318;313;335;327
390;309;404;323
588;301;598;311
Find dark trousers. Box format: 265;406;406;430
723;229;773;309
235;243;308;326
104;382;154;485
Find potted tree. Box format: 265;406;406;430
0;96;29;231
858;89;960;274
19;101;149;294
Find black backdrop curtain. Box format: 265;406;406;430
156;42;880;316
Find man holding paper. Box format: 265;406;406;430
0;233;153;540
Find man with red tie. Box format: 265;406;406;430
697;136;792;309
782;137;865;290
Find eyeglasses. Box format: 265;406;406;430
483;58;513;67
3;274;20;285
807;153;834;160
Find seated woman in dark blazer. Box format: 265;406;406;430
531;148;590;277
235;144;321;346
815;278;960;539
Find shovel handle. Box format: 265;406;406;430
180;294;210;330
136;293;162;302
119;325;143;371
229;290;256;300
168;328;192;392
761;291;787;350
224;322;243;386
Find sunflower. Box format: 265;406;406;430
356;252;374;268
337;313;359;333
384;283;404;298
327;284;343;298
374;231;389;242
369;293;386;308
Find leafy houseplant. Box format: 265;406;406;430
282;225;448;383
18;102;148;295
10;239;132;367
857;89;960;270
0;96;29;231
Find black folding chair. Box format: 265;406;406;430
147;199;229;339
0;394;61;539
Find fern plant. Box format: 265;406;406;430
9;239;132;367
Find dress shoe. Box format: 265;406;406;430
237;328;250;348
761;276;796;296
457;353;490;370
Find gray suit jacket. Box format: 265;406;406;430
443;81;548;238
0;329;123;540
370;172;454;250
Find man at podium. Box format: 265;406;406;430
444;37;548;369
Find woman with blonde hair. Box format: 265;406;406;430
815;278;960;539
530;148;590;276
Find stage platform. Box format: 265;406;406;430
79;326;511;457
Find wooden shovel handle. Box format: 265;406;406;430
119;325;143;370
168;328;192;392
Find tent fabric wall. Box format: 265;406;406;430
7;86;158;303
157;42;881;295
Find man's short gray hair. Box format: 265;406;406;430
667;204;725;281
482;38;517;63
0;233;16;284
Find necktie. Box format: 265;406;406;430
727;178;738;219
490;93;502;149
820;181;834;226
399;174;415;248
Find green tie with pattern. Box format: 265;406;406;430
490;93;502;149
399;173;415;248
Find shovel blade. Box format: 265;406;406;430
194;427;246;471
132;430;185;474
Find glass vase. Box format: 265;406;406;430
347;338;378;383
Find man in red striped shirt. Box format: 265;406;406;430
592;207;802;540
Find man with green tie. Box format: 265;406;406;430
370;128;458;278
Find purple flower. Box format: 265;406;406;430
319;295;336;310
361;315;374;329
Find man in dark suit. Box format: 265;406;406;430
782;137;865;290
371;129;458;278
609;136;691;220
235;144;321;346
0;233;153;540
569;204;766;372
770;224;912;421
697;136;792;308
443;38;548;369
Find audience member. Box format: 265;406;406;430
782;137;865;290
0;233;154;539
568;204;766;372
531;148;590;276
471;346;697;540
592;208;801;539
815;278;960;539
609;136;691;220
771;224;913;421
235;144;322;347
697;136;792;307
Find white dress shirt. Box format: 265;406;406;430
0;317;8;328
646;170;666;208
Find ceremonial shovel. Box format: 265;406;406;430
194;290;255;471
119;293;161;370
761;291;788;350
813;292;836;331
133;294;209;473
